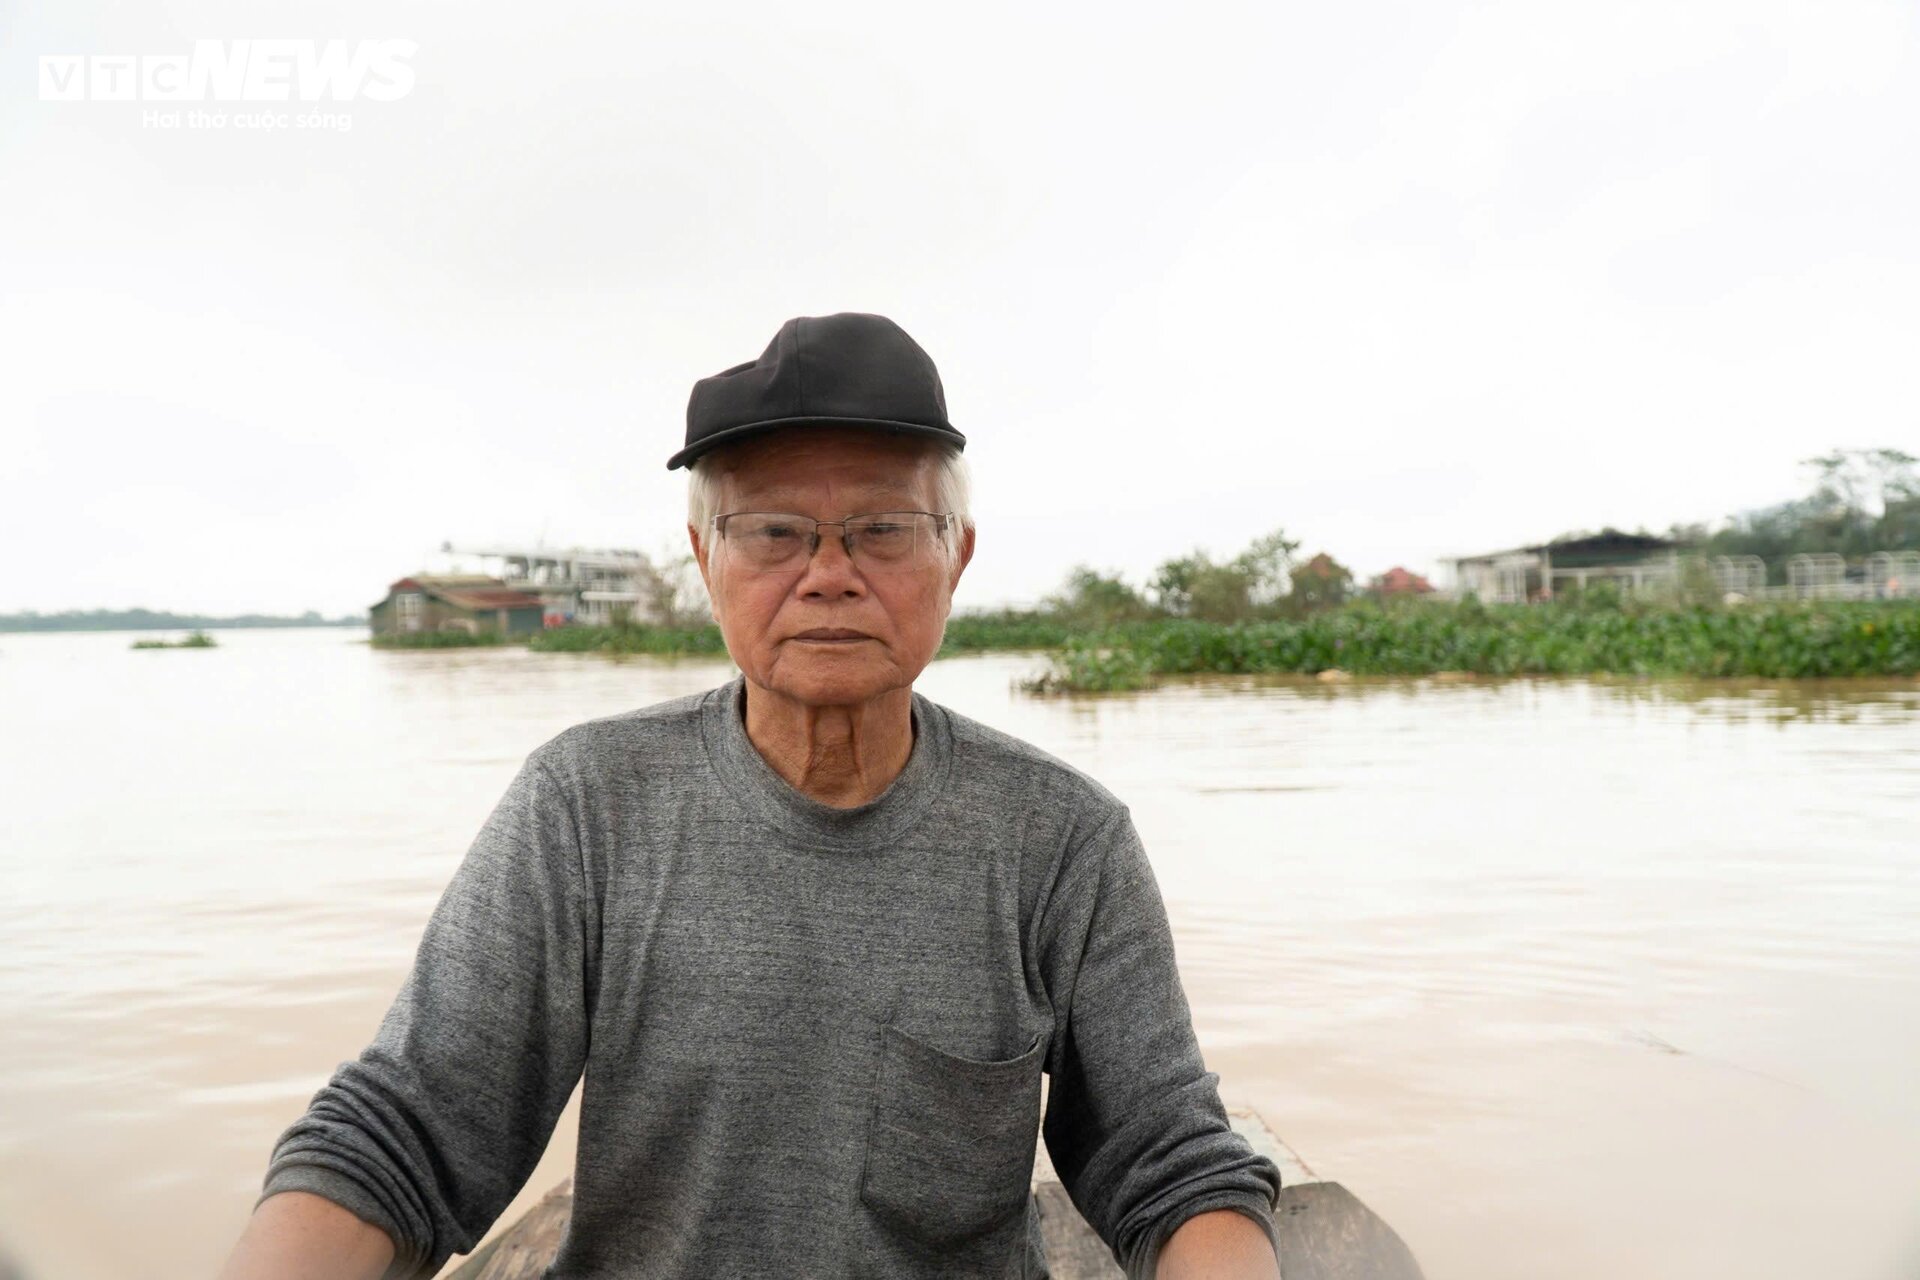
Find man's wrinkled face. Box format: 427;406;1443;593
690;428;974;709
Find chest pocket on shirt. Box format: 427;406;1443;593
859;1020;1047;1258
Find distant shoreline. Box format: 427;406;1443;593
0;611;364;634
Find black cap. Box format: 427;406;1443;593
666;312;966;470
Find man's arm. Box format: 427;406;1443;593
225;748;596;1278
1157;1208;1283;1279
216;1191;396;1280
1036;803;1283;1280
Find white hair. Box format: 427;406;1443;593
687;437;973;563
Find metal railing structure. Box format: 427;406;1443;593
1454;549;1920;603
1786;553;1848;598
1867;551;1920;598
1740;552;1920;601
1710;555;1767;597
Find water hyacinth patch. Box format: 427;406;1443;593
1001;600;1920;691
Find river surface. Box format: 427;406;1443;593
2;627;1917;1280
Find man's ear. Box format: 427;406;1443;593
689;523;713;594
948;523;976;592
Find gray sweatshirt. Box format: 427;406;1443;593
260;675;1281;1278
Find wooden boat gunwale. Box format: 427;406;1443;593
445;1107;1421;1279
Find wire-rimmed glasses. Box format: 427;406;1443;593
711;510;956;574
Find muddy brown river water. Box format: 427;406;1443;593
2;627;1917;1279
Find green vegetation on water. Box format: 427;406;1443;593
522;614;1106;660
519;617;1072;658
372;629;512;649
367;623;731;656
367;601;1920;688
938;610;1076;652
131;630;217;649
1013;598;1920;692
529;623;729;657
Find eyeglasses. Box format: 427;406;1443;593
711;510;956;574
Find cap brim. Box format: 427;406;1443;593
665;416;966;470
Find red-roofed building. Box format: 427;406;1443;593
1368;566;1435;598
370;575;547;638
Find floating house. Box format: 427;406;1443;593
369;575;547;638
1447;530;1684;603
440;544;657;626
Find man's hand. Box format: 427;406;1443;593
1155;1207;1282;1279
216;1190;397;1280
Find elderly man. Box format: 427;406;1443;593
219;313;1282;1279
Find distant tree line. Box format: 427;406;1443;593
0;608;362;633
1664;448;1920;578
1552;447;1920;582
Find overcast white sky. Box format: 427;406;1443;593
4;0;1916;616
